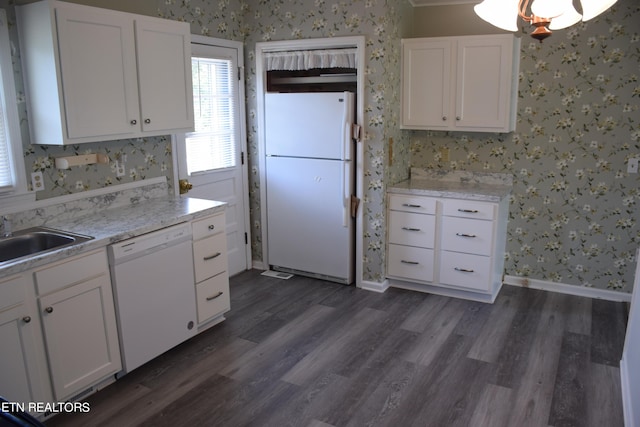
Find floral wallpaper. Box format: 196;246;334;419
411;1;640;292
4;0;638;292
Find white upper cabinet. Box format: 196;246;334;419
401;35;520;133
17;0;194;145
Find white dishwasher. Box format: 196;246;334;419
108;222;196;375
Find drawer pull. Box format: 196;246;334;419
456;233;477;238
454;267;474;273
402;203;421;208
401;260;419;265
22;316;31;324
206;291;224;301
208;224;215;230
458;209;479;213
402;227;421;232
203;252;222;261
44;307;53;314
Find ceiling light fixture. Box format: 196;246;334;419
474;0;618;42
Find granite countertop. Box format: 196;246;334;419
0;195;226;278
388;169;513;202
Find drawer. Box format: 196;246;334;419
389;194;437;215
442;199;496;221
193;233;228;283
34;249;108;296
192;212;225;241
388;244;435;282
439;252;491;292
0;275;27;311
441;216;494;256
196;272;230;323
388;211;436;248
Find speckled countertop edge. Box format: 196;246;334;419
0;196;226;278
388;169;513;202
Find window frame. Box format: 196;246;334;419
0;8;30;208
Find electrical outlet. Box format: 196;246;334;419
440;147;450;163
628;157;639;174
115;161;126;177
31;171;44;191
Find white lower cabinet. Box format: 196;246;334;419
34;249;121;402
0;249;121;417
387;193;509;303
192;212;230;327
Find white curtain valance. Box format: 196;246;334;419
264;48;357;71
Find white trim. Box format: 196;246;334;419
503;274;632;302
256;36;366;289
361;279;390;293
0;176;166;215
621;356;634;427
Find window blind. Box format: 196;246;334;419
185;57;236;175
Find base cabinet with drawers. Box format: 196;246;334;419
192;212;231;327
387;192;509;303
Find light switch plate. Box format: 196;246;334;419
115;161;126;177
31;171;44;191
628;157;639;174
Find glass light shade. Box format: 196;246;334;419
474;0;519;31
580;0;618;21
549;5;582;29
531;0;572;18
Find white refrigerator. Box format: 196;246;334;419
265;92;355;284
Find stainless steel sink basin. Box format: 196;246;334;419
0;227;93;264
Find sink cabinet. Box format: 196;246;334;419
34;249;121;401
401;35;520;133
0;249;121;412
17;0;194;145
192;212;230;327
387;192;509;303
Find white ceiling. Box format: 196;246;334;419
409;0;479;6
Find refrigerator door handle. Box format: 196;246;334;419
342;160;350;227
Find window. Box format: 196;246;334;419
185;57;236;175
0;9;26;199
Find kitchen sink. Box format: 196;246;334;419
0;227;93;264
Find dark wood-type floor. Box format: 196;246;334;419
48;269;627;427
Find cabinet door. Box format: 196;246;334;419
455;37;515;131
39;274;121;401
0;276;49;405
135;18;194;133
55;4;140;139
401;39;452;129
0;305;44;404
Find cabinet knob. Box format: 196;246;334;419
442;116;447;121
456;116;461;121
44;307;53;314
22;316;32;323
144;118;151;124
208;225;215;230
130;119;137;125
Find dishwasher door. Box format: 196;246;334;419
109;223;196;375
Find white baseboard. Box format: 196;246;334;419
503;275;632;303
360;279;389;293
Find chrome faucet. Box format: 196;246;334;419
1;216;12;237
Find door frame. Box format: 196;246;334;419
172;35;252;271
255;36;366;288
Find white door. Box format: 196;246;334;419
175;37;250;276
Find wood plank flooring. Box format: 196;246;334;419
48;270;627;427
